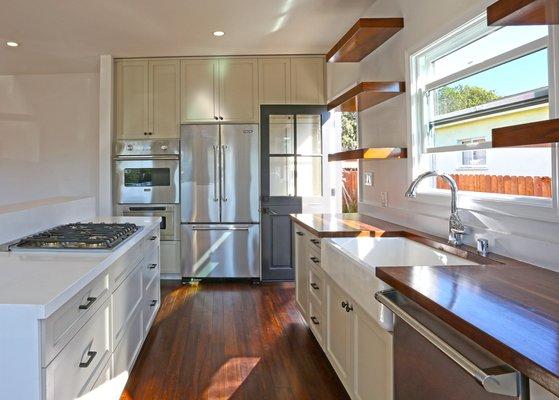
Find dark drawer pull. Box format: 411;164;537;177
310;239;320;245
345;304;353;312
150;235;158;241
310;256;320;264
310;316;320;325
310;283;319;290
79;351;97;368
78;297;97;310
341;301;348;309
150;300;158;307
148;263;157;270
296;231;304;236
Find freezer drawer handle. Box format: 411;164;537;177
192;226;250;231
375;290;522;398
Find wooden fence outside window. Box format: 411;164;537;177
436;174;552;198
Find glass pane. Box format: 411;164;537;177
429;49;549;149
431;147;552;200
431;26;548;82
270;156;295;196
124;168;170;187
297;157;322;196
296;115;321;155
269;115;294;154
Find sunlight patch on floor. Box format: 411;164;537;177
202;357;261;399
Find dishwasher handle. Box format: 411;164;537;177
375;290;524;398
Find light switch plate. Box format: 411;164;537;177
364;172;374;187
381;192;388;207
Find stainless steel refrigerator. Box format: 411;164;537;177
180;124;260;280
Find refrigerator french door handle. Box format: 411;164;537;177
212;145;219;202
221;144;229;202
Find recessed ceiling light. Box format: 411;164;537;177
6;41;19;47
213;31;225;37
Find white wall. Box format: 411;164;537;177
327;0;559;270
0;73;100;207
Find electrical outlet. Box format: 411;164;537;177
381;192;388;207
364;172;374;187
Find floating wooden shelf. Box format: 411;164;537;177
487;0;559;25
492;118;559;147
327;82;405;112
326;18;404;62
328;147;407;162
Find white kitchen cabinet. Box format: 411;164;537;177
116;60;149;139
113;306;144;378
259;57;291;104
160;240;180;275
326;278;353;389
116;59;180;138
352;304;393;400
291;57;325;105
180;59;219;123
149;59;180;138
219;58;259;122
295;228;309;318
112;263;143;347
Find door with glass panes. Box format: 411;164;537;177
260;105;328;281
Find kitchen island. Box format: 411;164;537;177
0;216;161;400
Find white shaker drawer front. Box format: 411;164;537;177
42;272;110;367
143;276;161;335
309;262;325;305
110;240;144;291
44;298;111;400
143;245;160;291
113;265;143;348
113;306;144;379
143;227;160;255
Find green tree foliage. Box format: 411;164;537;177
341;112;358;150
436;84;500;115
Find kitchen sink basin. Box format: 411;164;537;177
322;237;479;330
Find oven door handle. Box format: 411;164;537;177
375;290;522;398
114;155;179;161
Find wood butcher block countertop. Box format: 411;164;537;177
290;213;559;395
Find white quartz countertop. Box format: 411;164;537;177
0;216;160;319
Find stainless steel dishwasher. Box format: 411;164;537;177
375;290;530;400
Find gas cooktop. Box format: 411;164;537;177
9;222;141;251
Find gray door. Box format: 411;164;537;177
181;224;260;278
180;125;220;223
220;124;259;223
260;105;328;281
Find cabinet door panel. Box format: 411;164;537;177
149;59;180;138
259;58;291;104
219;58;258;122
295;227;309;318
291;57;325;105
181;59;219;123
353;307;393;400
326;279;352;387
116;60;149;138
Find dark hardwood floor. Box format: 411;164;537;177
121;281;349;400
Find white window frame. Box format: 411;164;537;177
407;8;559;222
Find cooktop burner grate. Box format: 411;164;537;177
16;223;140;250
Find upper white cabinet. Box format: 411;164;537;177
291;57;325;105
180;59;219;123
116;60;149;139
116;59;180;139
219;58;259;122
259;58;291;104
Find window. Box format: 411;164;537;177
411;13;553;202
269;114;323;197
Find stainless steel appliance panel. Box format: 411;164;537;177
220;124;259;223
180;125;220;223
115;139;180;157
181;224;260;278
115;158;179;204
116;204;180;241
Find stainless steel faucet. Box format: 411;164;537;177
404;171;467;246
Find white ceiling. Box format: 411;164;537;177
0;0;376;75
